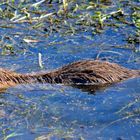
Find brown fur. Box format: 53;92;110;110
0;60;140;92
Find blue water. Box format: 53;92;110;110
0;0;140;140
0;29;140;139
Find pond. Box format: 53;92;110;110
0;0;140;140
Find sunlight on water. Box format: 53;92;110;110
0;0;140;139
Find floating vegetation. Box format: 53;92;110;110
0;0;140;140
0;0;139;41
0;0;139;55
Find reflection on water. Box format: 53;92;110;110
0;78;140;139
0;0;140;139
0;32;140;139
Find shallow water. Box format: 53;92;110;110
0;0;140;140
0;79;140;140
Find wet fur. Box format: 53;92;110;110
0;60;140;92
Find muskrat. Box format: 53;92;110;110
0;60;140;92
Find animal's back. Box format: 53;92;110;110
0;60;140;91
45;60;140;85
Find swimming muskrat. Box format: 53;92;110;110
0;60;140;92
